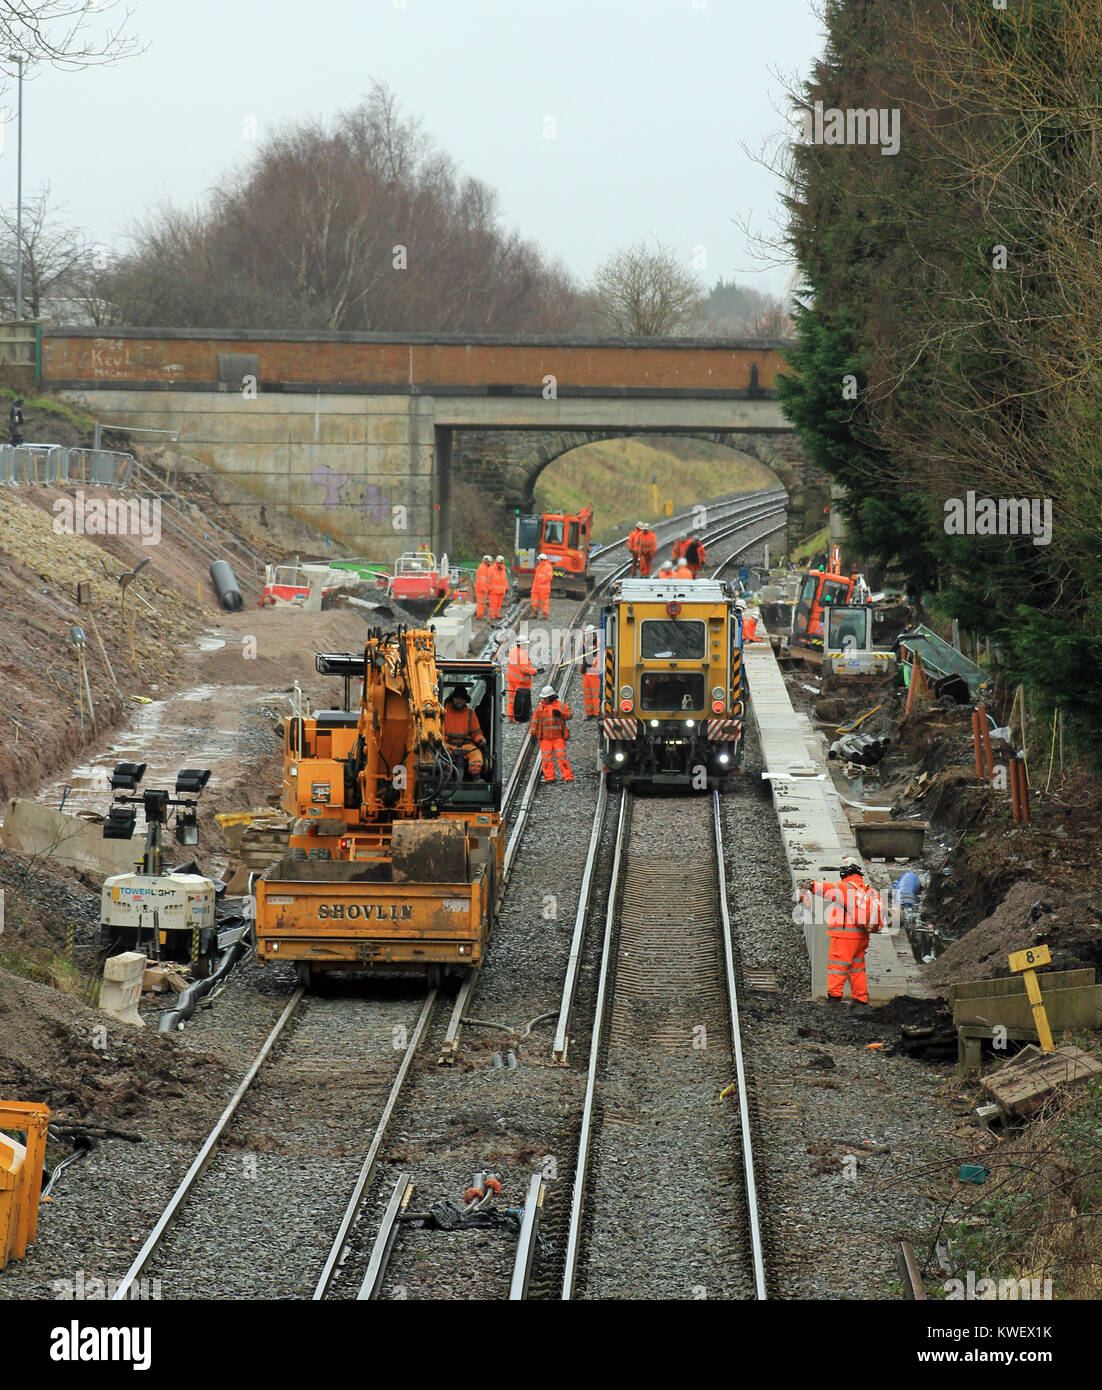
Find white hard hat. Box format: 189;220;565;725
538;553;548;561
483;554;492;563
584;623;596;632
641;523;650;530
516;635;530;645
839;855;862;877
636;521;645;528
540;685;557;699
495;555;504;563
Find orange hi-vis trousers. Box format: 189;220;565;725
582;672;600;716
538;738;573;782
827;928;870;1001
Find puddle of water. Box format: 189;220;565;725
36;683;284;817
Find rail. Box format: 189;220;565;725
111;987;306;1300
313;990;438;1298
552;790;767;1300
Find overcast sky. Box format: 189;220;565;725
3;0;825;304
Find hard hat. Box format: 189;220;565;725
540;685;557;700
516;635;530;645
538;552;548;561
641;523;650;530
495;555;504;563
483;554;492;564
584;623;596;632
839;855;862;878
636;521;645;528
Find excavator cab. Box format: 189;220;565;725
438;660;502;808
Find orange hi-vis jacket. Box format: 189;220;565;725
685;539;706;570
672;562;694;579
808;876;885;934
530;698;571;742
672;537;689;561
444;704;485;746
489;562;509;595
474;561;493;597
531;559;553;595
639;530;658;562
507;644;537;691
627;527;644;557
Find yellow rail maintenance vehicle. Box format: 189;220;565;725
599;578;746;791
254;630;504;988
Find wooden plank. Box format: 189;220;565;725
950;968;1094;1003
982;1045;1102;1117
953;984;1102;1034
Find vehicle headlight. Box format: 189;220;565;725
650;719;659;728
614;752;625;763
685;719;695;728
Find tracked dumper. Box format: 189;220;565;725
254;630;503;988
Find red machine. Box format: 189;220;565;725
513;505;593;597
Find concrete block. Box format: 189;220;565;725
100;951;146;1026
2;798;144;879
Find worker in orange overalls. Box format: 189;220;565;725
638;524;657;578
474;555;493;619
488;555;509;621
801;856;884;1004
671;556;694;579
684;535;707;578
530;552;553;619
626;522;645;576
655;558;675;579
443;686;488;779
578;623;601;718
671;536;690;564
506;635;539;723
530;684;574;782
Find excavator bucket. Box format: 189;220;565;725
391;820;467;884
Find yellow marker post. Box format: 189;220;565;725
1008;943;1054;1053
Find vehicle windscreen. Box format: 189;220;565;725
640;673;705;712
640;619;706;660
543;518;565;546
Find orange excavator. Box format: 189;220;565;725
254;629;503;988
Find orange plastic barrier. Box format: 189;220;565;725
0;1101;49;1268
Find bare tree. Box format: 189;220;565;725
0;183;93;317
0;0;139;69
592;240;704;336
105;81;584;335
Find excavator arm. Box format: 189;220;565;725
357;629;453;817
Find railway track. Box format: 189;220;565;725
113;490;785;1302
111;986;438;1301
532;789;768;1301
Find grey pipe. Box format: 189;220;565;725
210;559;243;612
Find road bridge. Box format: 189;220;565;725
43;328;800;557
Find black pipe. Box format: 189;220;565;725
158;938;247;1033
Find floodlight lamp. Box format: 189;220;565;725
174;812;199;846
110;762;147;791
68;625;87;649
175;768;211;796
103;805;137;840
